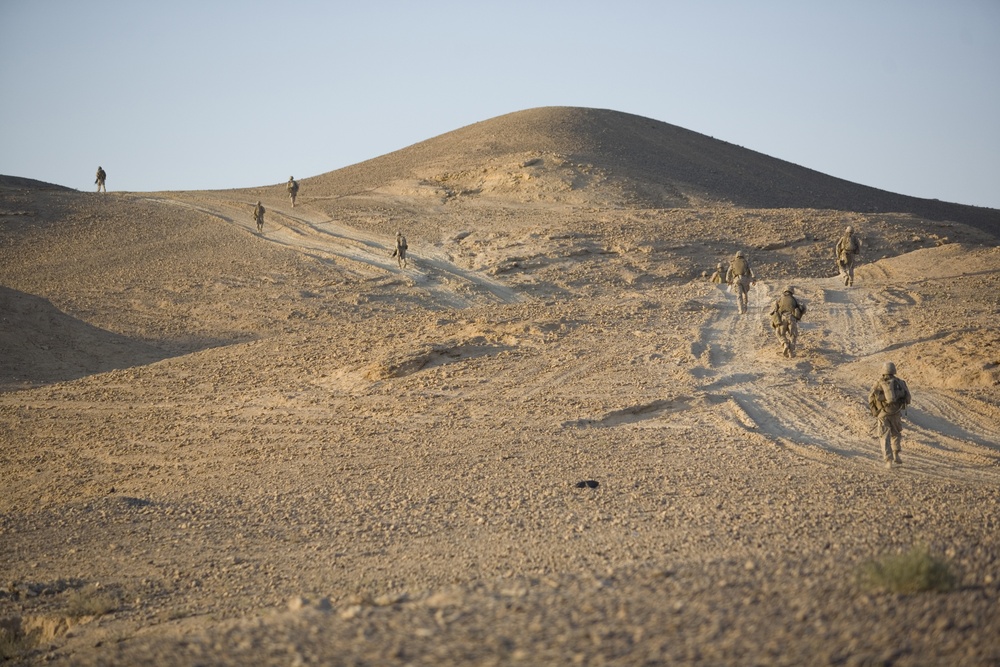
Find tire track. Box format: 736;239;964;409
687;274;1000;482
144;194;525;308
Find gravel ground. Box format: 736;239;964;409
1;109;999;665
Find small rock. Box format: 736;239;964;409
339;605;363;620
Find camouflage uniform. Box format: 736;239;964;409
392;231;408;268
769;286;805;357
253;201;265;233
710;263;724;284
725;251;755;314
836;226;862;286
287;177;299;207
95;166;106;193
868;362;912;467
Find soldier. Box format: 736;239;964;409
253;201;265;233
287;176;299;207
95;166;107;193
391;231;408;268
836;225;862;286
725;250;756;314
868;362;912;468
709;262;724;284
769;286;806;357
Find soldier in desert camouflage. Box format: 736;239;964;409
725;250;755;314
253;201;265;233
95;166;106;193
868;361;912;468
836;225;862;286
709;262;724;284
287;177;299;207
769;286;806;357
391;231;408;269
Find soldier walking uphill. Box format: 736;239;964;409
287;177;299;207
95;166;107;193
836;225;862;286
709;262;724;284
391;231;408;268
725;250;756;314
769;286;806;358
868;362;911;468
253;200;265;233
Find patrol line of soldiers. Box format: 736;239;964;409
91;169;411;265
247;177;412;269
250;178;298;234
710;225;864;357
711;226;910;467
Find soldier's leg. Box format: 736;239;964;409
877;417;893;463
889;415;903;462
778;322;791;356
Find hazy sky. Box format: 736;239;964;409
2;1;998;209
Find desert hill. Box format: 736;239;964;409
279;107;1000;235
1;108;999;666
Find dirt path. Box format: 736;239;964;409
686;276;1000;482
143;194;525;309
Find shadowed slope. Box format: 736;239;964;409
0;287;168;389
291;107;999;235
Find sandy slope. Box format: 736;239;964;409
1;110;1000;665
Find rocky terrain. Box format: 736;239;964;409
1;108;999;665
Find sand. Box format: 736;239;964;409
1;108;999;665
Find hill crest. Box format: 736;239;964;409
297;107;999;235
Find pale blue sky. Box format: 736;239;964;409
2;1;998;209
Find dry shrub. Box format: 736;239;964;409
858;545;957;594
65;586;118;618
0;620;41;660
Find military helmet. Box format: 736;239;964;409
736;250;744;258
882;361;896;376
717;262;723;268
783;286;794;295
846;225;854;233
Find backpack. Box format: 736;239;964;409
880;377;906;406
